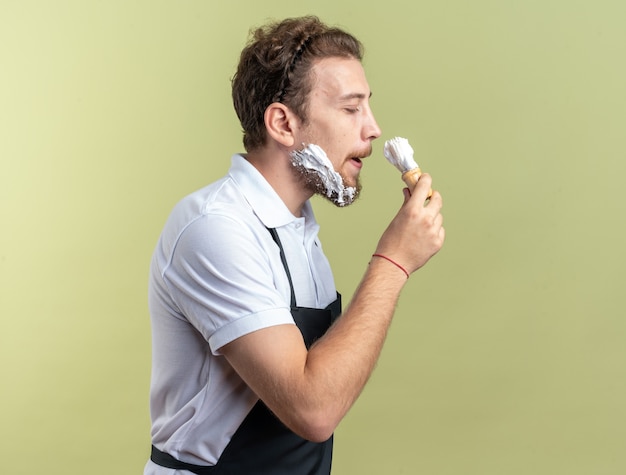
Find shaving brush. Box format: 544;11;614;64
383;137;433;197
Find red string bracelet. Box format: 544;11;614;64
371;254;410;279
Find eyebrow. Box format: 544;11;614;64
338;91;373;101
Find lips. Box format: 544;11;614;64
350;157;363;169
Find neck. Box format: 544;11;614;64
244;146;313;217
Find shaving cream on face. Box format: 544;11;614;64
290;143;358;206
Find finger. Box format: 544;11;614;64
433;211;444;230
425;190;443;212
409;173;433;204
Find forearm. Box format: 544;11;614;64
289;257;408;438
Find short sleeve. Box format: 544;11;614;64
162;210;295;354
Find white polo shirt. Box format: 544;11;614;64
145;154;337;472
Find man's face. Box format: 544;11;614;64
294;56;381;204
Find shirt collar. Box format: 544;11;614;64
227;154;316;229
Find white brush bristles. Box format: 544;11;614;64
383;137;419;173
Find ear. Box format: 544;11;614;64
264;102;298;147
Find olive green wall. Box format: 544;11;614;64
1;1;625;473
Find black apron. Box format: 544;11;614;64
151;227;342;474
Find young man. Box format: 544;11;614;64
145;16;444;474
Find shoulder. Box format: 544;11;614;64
163;177;266;250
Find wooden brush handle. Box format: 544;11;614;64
401;168;433;198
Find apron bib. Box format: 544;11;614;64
151;227;341;474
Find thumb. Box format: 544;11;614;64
402;187;412;204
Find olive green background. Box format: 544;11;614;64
1;1;625;473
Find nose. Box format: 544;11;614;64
364;107;382;141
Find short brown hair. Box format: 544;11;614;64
231;16;363;151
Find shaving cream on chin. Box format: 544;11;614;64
290;143;357;207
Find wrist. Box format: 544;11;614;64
371;254;410;279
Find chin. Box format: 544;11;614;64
325;181;362;208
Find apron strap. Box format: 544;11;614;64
151;445;215;474
266;227;297;307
